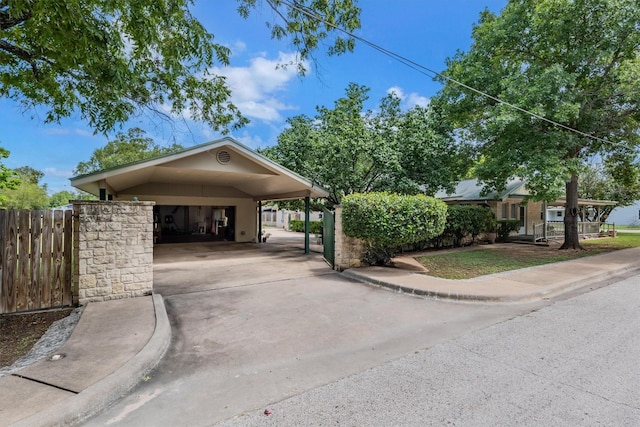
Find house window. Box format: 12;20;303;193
511;204;517;219
501;203;508;219
557;211;562;217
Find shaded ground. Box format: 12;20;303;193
0;308;74;369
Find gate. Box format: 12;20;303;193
1;209;73;314
322;208;335;268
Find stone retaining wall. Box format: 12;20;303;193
73;201;154;304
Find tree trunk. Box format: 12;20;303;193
560;174;583;250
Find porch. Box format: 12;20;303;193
527;221;617;243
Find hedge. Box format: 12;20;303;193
289;220;323;234
342;192;447;265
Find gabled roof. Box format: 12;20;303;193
70;137;329;201
435;178;529;202
436;178;618;206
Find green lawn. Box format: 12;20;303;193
612;224;640;230
415;232;640;280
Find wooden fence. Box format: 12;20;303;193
0;209;73;314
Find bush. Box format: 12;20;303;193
289;220;323;234
342;192;447;265
440;205;496;247
496;219;520;241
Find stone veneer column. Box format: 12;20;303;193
73;201;155;304
333;206;366;271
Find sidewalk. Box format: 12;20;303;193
344;246;640;303
0;294;170;427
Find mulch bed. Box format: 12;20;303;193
0;308;74;369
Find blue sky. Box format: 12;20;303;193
0;0;506;194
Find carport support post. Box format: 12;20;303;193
258;200;263;243
304;196;310;254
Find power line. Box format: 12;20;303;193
279;0;613;146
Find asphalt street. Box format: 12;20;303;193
217;273;640;426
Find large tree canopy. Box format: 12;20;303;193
262;83;471;205
0;0;361;134
436;0;640;249
74;127;184;175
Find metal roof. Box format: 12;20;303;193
435;178;529;202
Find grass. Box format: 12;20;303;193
612;224;640;230
415;232;640;280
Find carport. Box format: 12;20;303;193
70;137;329;253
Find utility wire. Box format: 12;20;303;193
279;0;612;146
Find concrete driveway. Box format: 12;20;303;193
86;232;542;426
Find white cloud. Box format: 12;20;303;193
234;132;267;149
44;128;94;137
212;52;308;123
387;86;430;109
232;40;247;55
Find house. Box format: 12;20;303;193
436;178;617;241
70;137;329;246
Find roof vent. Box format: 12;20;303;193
216;150;231;164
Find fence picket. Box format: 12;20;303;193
17;210;30;312
0;210;13;313
29;210;43;310
41;212;53;307
51;210;64;307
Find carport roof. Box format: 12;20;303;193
70;137;329;201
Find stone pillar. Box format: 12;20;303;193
73;201;155;305
333;206;366;271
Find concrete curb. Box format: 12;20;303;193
342;262;640;304
12;293;172;427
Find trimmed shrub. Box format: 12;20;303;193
342;192;447;265
441;205;496;247
289;220;323;234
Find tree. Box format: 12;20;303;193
262;83;470;204
13;165;43;184
262;83;399;204
74;127;184;175
1;0;361;134
578;162;640;222
436;0;640;249
0;147;19;205
0;165;48;208
48;190;95;207
394;101;475;195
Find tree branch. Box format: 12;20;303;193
0;39;40;79
0;7;31;31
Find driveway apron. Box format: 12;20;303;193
86;238;543;426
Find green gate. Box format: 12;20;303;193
322;208;335;268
